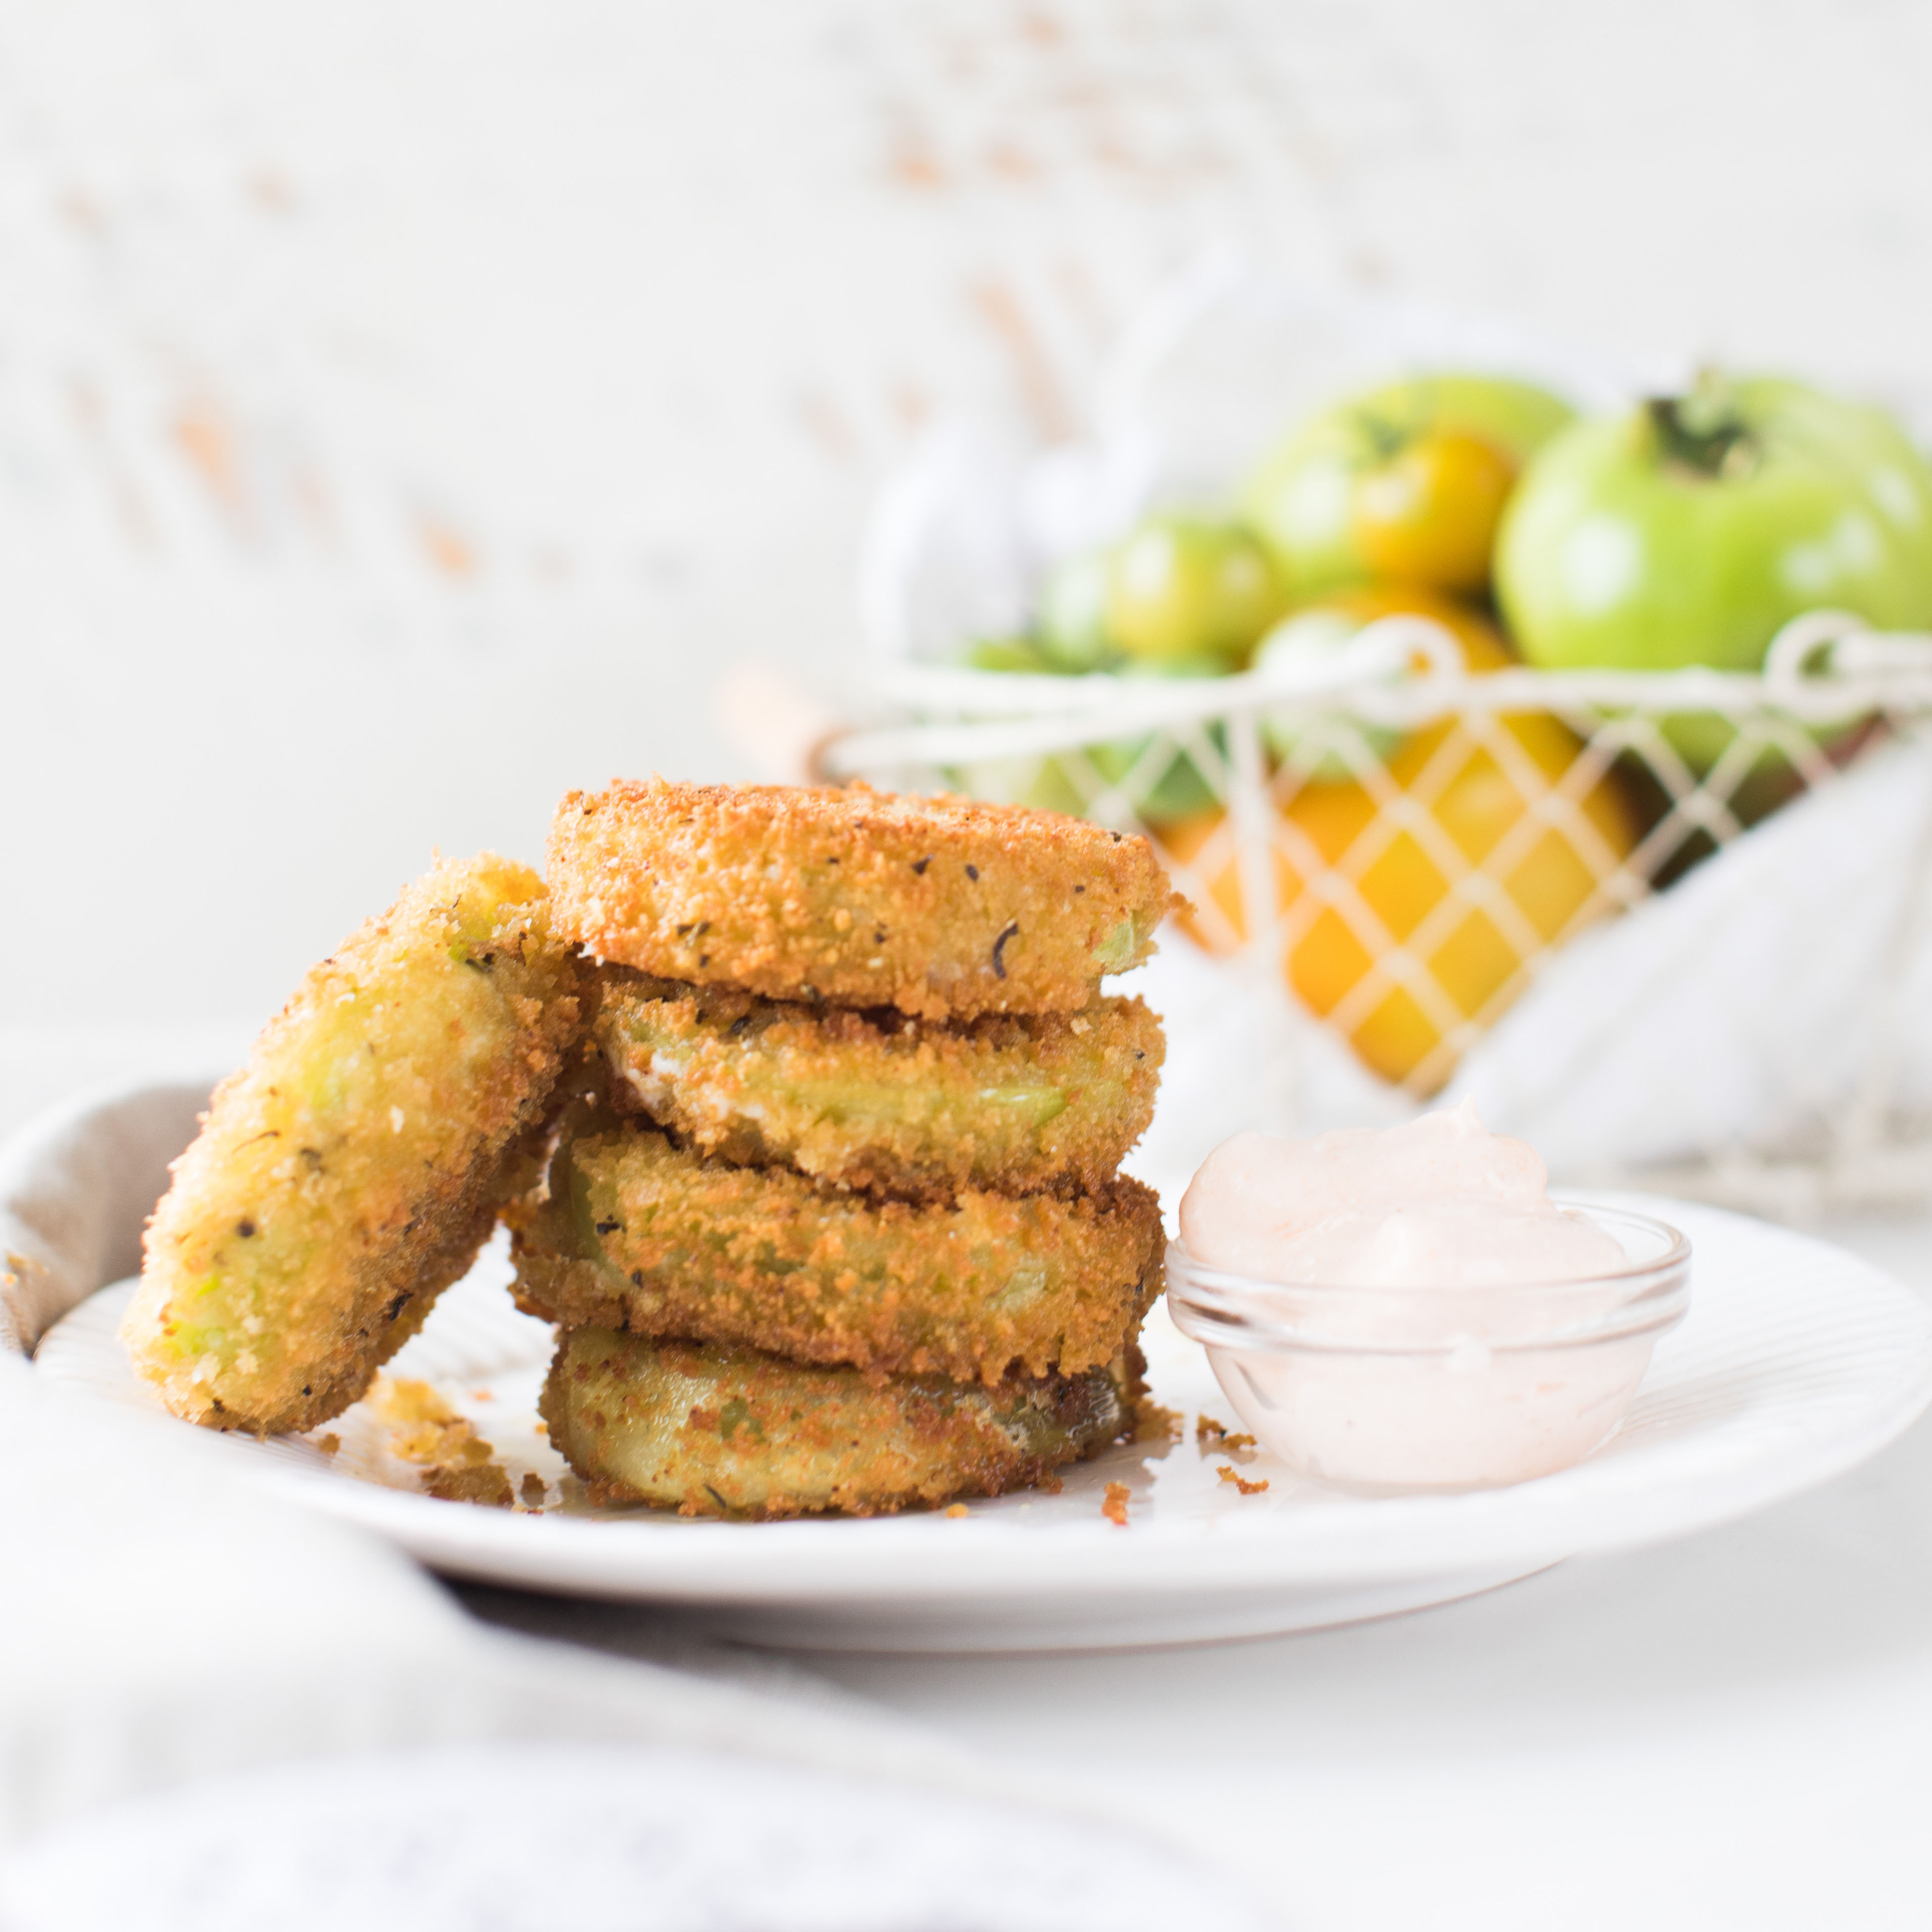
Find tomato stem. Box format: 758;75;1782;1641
1645;393;1758;481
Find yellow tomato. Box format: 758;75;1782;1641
1161;599;1639;1093
1352;430;1517;595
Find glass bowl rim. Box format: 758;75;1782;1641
1164;1201;1691;1357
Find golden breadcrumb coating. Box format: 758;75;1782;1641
123;854;584;1434
541;1329;1143;1518
508;1117;1164;1385
595;969;1164;1199
546;778;1179;1019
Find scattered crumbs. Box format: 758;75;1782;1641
1223;1432;1257;1453
470;1388;496;1402
945;1502;969;1519
1133;1396;1184;1448
315;1433;340;1458
393;1415;493;1468
534;1420;548;1435
1217;1465;1269;1497
420;1464;515;1507
1196;1414;1231;1443
1102;1481;1131;1527
368;1375;514;1508
520;1471;548;1507
369;1376;455;1425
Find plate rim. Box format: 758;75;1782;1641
35;1193;1932;1611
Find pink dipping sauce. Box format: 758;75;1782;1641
1168;1102;1687;1491
1178;1100;1626;1290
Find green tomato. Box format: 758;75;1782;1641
964;636;1052;673
950;657;1232;825
1254;609;1405;781
1101;515;1283;667
1497;375;1932;673
1244;373;1575;599
1496;373;1932;782
1035;552;1115;672
950;739;1221;826
1044;657;1232;823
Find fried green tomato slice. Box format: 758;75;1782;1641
541;1329;1142;1518
510;1122;1164;1384
594;971;1164;1199
547;778;1179;1020
123;854;584;1434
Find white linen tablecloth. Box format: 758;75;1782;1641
0;1082;1276;1931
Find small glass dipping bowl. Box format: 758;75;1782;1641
1165;1203;1691;1493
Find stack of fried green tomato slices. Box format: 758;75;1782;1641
122;782;1175;1525
526;779;1175;1519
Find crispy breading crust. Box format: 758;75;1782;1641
508;1118;1165;1384
546;778;1179;1020
541;1329;1144;1518
595;970;1164;1199
123;854;584;1434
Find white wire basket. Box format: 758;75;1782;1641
824;262;1932;1215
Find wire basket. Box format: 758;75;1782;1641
823;264;1932;1211
826;612;1930;1062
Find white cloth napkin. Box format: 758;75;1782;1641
1447;730;1932;1176
1114;732;1932;1196
0;1084;1277;1931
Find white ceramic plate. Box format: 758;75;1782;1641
35;1195;1932;1653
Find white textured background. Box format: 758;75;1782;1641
5;0;1932;1126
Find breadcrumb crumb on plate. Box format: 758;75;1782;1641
369;1375;515;1509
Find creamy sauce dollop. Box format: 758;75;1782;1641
1178;1099;1625;1288
1168;1102;1684;1490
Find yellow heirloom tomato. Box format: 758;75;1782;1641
1244;373;1574;602
1162;600;1640;1092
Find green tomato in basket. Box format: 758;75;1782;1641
1243;373;1576;600
1496;373;1932;779
1061;657;1233;824
1035;552;1116;672
973;656;1227;826
1099;515;1285;668
1255;610;1405;782
964;636;1053;673
945;653;1231;825
1257;586;1510;781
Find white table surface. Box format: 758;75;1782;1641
458;1209;1932;1931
